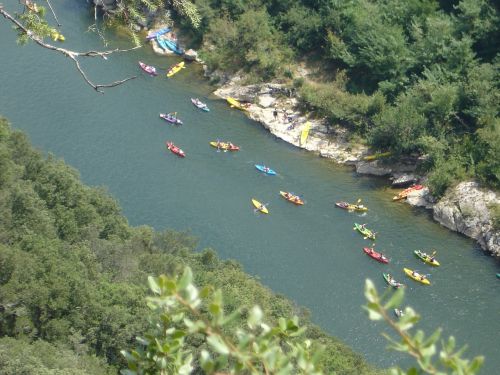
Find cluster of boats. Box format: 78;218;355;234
138;60;186;78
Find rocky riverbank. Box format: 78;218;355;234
212;75;500;256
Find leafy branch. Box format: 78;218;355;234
363;279;484;375
0;3;138;93
121;267;324;375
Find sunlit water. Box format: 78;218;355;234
1;2;499;373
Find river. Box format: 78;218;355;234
1;2;499;373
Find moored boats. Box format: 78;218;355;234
279;191;304;205
353;223;376;240
146;27;171;41
138;61;158;76
156;36;184;55
166;61;185;78
252;199;269;214
363;247;389;263
209;141;239;151
300;121;311;146
255;164;276;175
160;113;183;125
414;250;440;266
403;267;431;285
392;184;424;201
166;141;185;157
191;98;209;111
383;273;404;288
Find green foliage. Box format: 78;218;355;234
0;337;114;375
364;279;484;375
122;267;324;374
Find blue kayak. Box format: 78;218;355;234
156;37;184;55
146;27;171;41
255;164;276;175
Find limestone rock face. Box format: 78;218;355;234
183;49;198;61
433;182;500;255
355;161;392;176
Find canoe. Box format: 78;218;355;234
403;267;431;285
392;184;424;201
146;27;171;41
497;273;500;279
414;250;440;266
353;223;376;240
392;175;417;188
255;164;276;175
252;199;268;214
363;247;389;264
139;61;158;76
300;121;311;146
191;98;210;112
209;141;239;151
156;36;184;55
363;152;392;161
279;191;304;205
166;61;185;78
166;141;185;157
335;201;350;210
336;201;368;211
227;97;249;111
159;113;183;125
383;273;404;288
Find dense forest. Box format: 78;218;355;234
0;117;380;373
123;0;499;198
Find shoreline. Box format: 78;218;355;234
211;75;500;256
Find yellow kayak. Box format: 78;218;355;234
252;199;269;214
209;141;239;151
363;152;392;161
227;97;248;111
414;250;440;266
300;122;311;146
404;268;431;285
166;61;185;78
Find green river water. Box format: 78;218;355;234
1;2;499;373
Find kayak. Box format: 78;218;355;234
393;184;424;201
191;98;210;112
160;113;183;125
255;164;276;175
252;199;269;214
383;273;404;288
414;250;440;266
497;273;500;279
335;201;368;212
138;61;158;76
363;247;389;264
167;61;185;78
156;36;184;55
363;152;392;161
227;97;249;111
394;308;404;318
209;141;240;151
403;268;431;285
166;141;185;157
300;121;311;146
279;191;304;205
353;223;376;240
146;27;171;41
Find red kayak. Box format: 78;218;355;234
363;247;389;264
166;141;185;157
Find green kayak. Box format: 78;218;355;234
353;223;376;240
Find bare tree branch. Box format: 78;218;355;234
1;6;140;93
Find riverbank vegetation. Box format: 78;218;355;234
0;117;379;373
151;0;499;197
